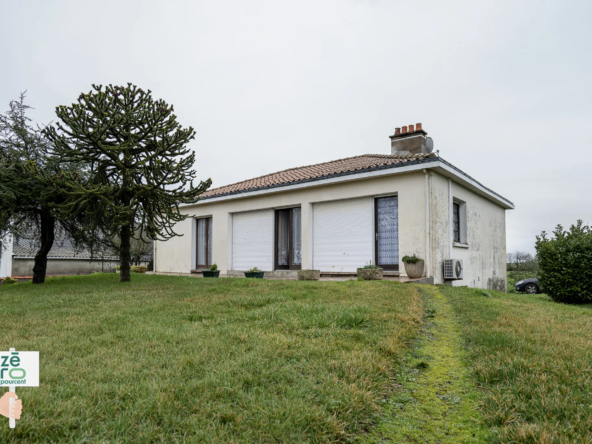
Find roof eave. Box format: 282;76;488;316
181;157;514;210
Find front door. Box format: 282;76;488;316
275;208;302;270
375;196;399;271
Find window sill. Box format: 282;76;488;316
453;242;469;249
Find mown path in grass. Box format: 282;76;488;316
362;285;487;443
442;286;592;443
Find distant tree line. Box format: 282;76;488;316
506;251;539;272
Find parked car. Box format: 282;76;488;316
515;278;541;294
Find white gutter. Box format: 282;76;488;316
183;159;514;210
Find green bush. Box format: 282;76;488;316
131;265;147;274
2;277;18;285
210;263;218;271
402;254;423;264
360;261;381;269
536;220;592;304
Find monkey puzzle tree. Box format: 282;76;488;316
43;84;211;282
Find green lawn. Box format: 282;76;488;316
442;286;592;443
2;275;592;443
0;274;423;443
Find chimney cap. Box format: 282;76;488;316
390;122;427;140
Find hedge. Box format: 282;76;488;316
535;220;592;304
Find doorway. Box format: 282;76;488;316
275;208;302;270
374;196;399;270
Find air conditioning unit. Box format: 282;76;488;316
443;259;463;280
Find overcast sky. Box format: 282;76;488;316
2;0;591;254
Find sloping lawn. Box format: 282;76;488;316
442;286;592;443
0;274;423;443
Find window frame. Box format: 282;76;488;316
374;196;400;271
453;202;461;243
274;208;302;271
195;217;212;269
452;198;468;246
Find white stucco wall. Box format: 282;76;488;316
429;172;507;290
0;236;13;278
155;168;509;289
155;171;428;275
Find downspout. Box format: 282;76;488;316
448;178;453;258
423;170;430;279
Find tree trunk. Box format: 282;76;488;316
120;223;132;282
32;212;55;284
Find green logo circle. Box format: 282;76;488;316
9;368;26;379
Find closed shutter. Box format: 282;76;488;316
313;197;373;272
232;210;274;271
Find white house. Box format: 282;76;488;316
155;123;514;289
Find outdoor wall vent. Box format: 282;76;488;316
443;259;463;280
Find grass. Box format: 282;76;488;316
0;274;423;443
4;274;592;443
441;286;592;443
361;285;487;443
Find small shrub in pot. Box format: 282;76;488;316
244;267;265;279
402;255;425;279
203;263;220;278
357;262;383;280
298;270;320;281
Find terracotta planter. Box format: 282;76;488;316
202;270;220;278
357;268;383;280
244;271;265;279
404;260;425;278
298;270;320;281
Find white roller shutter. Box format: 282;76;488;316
313;197;373;272
232;210;274;271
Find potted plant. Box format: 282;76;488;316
357;262;383;280
402;255;425;278
202;263;220;278
298;270;321;281
244;267;265;279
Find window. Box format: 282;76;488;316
196;217;212;268
452;199;467;245
453;202;460;243
275;208;302;270
375;196;399;270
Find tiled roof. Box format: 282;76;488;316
200;153;438;199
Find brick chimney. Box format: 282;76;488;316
390;123;429;155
